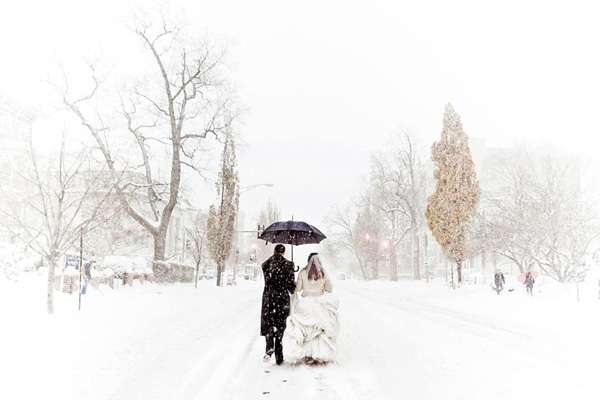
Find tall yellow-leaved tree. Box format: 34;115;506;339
426;104;480;285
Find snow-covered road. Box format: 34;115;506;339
4;278;597;400
62;280;598;400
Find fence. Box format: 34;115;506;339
152;261;194;283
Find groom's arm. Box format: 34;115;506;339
261;260;271;285
285;262;296;294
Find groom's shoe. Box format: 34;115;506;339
263;350;273;362
275;350;284;365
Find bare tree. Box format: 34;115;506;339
0;129;115;313
63;18;235;265
326;200;385;280
487;155;599;282
370;133;428;280
258;199;281;228
254;199;281;263
186;212;208;288
326;207;369;280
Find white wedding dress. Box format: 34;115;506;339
283;261;339;363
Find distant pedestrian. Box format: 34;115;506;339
493;271;505;295
524;271;535;296
81;260;93;295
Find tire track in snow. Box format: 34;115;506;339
342;285;564;377
187;303;355;400
179;297;260;400
197;292;368;400
338;286;536;400
343;285;543;354
107;295;258;400
354;287;587;370
341;284;597;399
353;285;531;339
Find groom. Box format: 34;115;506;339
260;244;296;365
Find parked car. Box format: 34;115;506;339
197;270;215;280
240;264;259;280
226;272;237;286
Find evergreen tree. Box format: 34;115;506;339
207;133;239;286
426;104;480;285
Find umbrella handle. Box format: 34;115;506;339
293;265;299;272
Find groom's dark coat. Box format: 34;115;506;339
260;254;296;336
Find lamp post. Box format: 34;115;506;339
232;183;274;284
240;183;274;194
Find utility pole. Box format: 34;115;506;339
181;229;186;264
233;185;274;282
194;235;203;289
78;228;83;311
424;233;429;283
233;248;239;285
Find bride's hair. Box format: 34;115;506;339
307;253;324;281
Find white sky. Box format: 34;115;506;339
1;0;599;234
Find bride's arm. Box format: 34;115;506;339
324;271;333;293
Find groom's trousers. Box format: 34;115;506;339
265;326;284;362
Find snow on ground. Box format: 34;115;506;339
2;276;599;400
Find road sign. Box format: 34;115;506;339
65;255;81;269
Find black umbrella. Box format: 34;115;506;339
258;220;327;264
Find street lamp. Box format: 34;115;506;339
239;183;274;194
233;183;275;283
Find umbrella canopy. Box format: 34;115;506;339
259;220;327;245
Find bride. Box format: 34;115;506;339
283;253;339;365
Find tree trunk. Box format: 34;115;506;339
516;260;525;274
356;256;369;280
450;261;455;289
390;247;399;281
153;232;167;261
457;260;463;285
370;259;377;280
216;262;224;287
47;258;56;314
423;233;430;283
445;258;449;285
481;251;487;284
413;229;421;280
